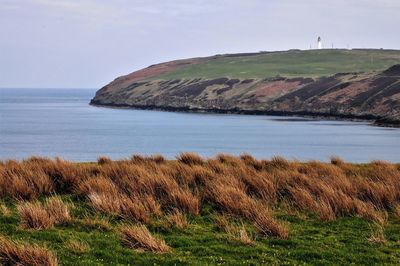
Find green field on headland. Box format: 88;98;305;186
156;49;400;80
93;49;400;126
1;154;400;265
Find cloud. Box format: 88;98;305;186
4;0;261;24
0;0;398;87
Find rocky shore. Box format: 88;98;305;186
91;51;400;127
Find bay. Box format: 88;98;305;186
1;88;399;162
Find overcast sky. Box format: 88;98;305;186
1;0;399;88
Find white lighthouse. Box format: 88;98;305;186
317;36;322;49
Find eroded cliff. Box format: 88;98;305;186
91;50;400;126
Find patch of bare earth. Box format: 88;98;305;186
318;79;371;104
254;80;303;100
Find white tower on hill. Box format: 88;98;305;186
317;36;323;49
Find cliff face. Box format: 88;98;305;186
91;52;400;126
270;65;400;123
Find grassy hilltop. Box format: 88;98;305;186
155;49;400;80
1;154;400;265
92;49;400;126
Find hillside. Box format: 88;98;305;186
91;49;400;126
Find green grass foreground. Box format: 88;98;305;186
1;199;400;265
1;154;400;265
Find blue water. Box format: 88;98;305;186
0;88;399;162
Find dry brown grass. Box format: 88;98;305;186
394;204;400;218
166;210;188;229
0;203;9;216
206;177;288;238
0;236;58;266
151;154;166;164
0;159;54;200
177;152;204;165
88;193;149;223
17;201;54;230
214;214;234;232
45;196;71;224
240;153;263;171
119;224;170;253
316;201;336;221
77;176;119;196
288;187;316;211
65;239;90;254
266;156;292;170
2;154;400;239
17;197;71;230
252;204;289;238
142;195;162;216
80;215;112;231
130;154;165;164
236;227;254;245
330;156;345;166
97;156;112;165
168;189;200;215
213;216;254;245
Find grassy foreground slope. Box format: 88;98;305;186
1;154;400;265
155;49;400;80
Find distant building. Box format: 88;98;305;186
317;36;322;49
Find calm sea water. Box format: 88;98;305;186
0;88;399;162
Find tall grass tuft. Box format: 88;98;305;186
97;156;112;165
177;152;204;165
0;203;9;216
17;197;71;230
65;239;90;254
80;215;112;232
45;196;71;224
166;210;188;229
237;226;254;245
119;224;170;253
0;236;58;266
17;202;54;230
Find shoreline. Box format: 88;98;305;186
90;100;400;128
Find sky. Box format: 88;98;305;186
0;0;399;88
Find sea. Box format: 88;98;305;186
0;88;399;162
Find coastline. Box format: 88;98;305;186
89;100;400;128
